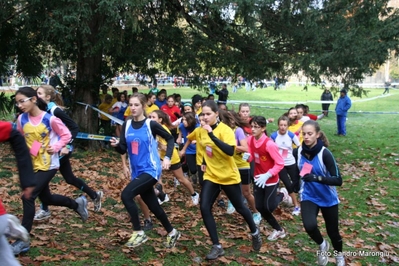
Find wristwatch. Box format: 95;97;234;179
318;176;323;182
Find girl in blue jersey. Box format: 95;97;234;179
110;93;180;248
35;85;103;220
177;112;199;183
293;120;345;266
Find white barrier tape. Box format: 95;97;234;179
76;102;124;125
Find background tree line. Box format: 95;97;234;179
1;0;399;148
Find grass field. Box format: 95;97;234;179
0;85;398;265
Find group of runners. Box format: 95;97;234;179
1;85;345;266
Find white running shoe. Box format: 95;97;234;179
267;229;286;241
93;191;104;212
252;212;262;226
34;209;51;221
318;239;330;266
226;200;235;214
158;194;170;205
5;214;29;242
191;192;199;205
280;188;293;206
292;206;301;216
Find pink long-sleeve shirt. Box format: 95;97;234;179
247;134;285;186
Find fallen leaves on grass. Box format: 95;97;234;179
0;144;398;265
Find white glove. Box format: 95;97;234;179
254;172;272;188
242;152;251;161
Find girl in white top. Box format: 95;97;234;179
270;116;301;215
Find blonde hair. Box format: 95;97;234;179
38;85;65;108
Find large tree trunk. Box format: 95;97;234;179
72;10;104;150
73;52;103;150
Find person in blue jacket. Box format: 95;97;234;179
335;89;351;136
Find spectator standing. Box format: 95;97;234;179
215;84;229;105
383;79;391;95
209;78;217;94
49;72;62;88
320;88;333;117
335;89;351;136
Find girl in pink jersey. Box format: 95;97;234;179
246;116;286;241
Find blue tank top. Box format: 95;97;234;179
297;146;340;207
179;123;197;155
117;105;127;120
125;119;161;180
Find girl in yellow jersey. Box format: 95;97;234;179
149;110;199;205
221;110;262;225
124;92;159;118
287;107;304;145
184;101;262;260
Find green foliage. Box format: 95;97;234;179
0;92;14;118
2;0;399;145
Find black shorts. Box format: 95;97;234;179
239;168;252;185
170;162;182;171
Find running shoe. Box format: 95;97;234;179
158;194;170;205
93;191;104;212
267;229;286;241
318;239;330;266
34;209;51;221
125;231;148;247
11;240;30;255
206;245;225;260
75;196;89;222
251;229;262;251
226;200;235;214
142;219;153;231
252;212;262;226
191;192;199;205
5;214;29;242
164;229;181;248
292;206;301;216
335;255;346;266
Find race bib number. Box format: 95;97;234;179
206;145;213;158
30;140;42;156
131;141;139;155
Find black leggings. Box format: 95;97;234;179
254;184;283;230
121;173;173;232
278;164;300;194
301;201;342;252
200;180;257;245
185;154;197;174
22;170;78;232
42;153;97;211
197;165;204;186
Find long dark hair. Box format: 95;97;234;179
182;112;197;131
153;110;174;129
250;115;268;136
15;86;47;111
202;100;218;112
